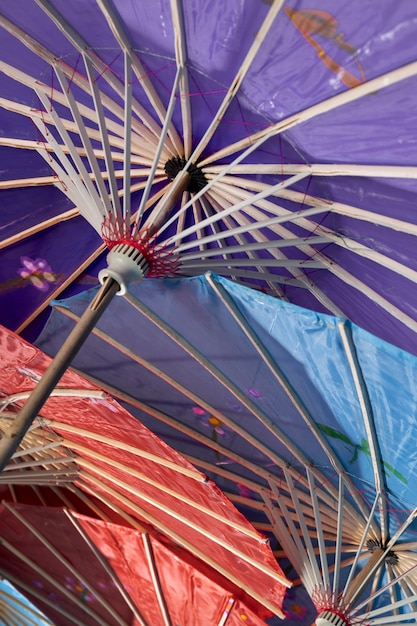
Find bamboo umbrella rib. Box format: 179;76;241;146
67;443;262;541
0;536;113;626
221;175;417;284
338;322;388;541
199;193;287;297
0;175;59;189
75;473;288;618
0;567;83;626
262;492;316;594
197;185;345;316
2;456;76;473
179;266;309;289
0;94;157;164
170;0;192;158
35;0;165;140
205;163;417;179
276;187;417;237
57;304;323;490
53;66;115;218
31;122;95;223
83;55;122;218
3;502;131;626
142;533;173;626
341;492;382;602
95;0;181;155
123;292;347;504
306;468;330;589
35;90;106;227
0;131;156;169
78;462;286;584
206;273;372;524
53;424;203;481
134;66;183;226
0;58;156;153
0;15;162;148
167;173;310;244
283;468;323;590
181;258;324;270
123;51;132;223
64;509;149;626
0;209;79;251
66;364;294;489
179;235;331;261
200;60;417;166
0;588;55;626
208;183;417;331
266;487;317;592
189;0;285;162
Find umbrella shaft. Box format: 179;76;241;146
0;277;120;473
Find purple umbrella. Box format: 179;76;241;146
0;1;416;349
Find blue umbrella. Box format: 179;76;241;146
0;579;53;626
36;273;417;625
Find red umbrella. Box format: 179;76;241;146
0;502;274;626
0;323;289;623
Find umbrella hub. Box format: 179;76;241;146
164;156;208;193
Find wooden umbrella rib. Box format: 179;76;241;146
95;0;180;155
75;471;288;618
0;567;82;626
170;0;192;158
66;364;290;488
0;534;112;625
200;60;417;167
0;588;54;626
53;424;203;481
189;0;285;162
78;460;286;584
55;303;313;486
142;533;173;626
223;175;417;284
53;65;115;218
134;66;183;227
0;209;79;250
206;273;371;525
209;182;417;328
205;163;417;179
0;15;161;148
3;502;130;626
122;294;346;502
64;509;149;626
35;0;165;141
0;57;156;154
67;443;262;540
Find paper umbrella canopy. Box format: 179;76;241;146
0;322;290;625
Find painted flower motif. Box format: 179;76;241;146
18;256;58;291
192;407;226;435
284;602;308;621
64;576;96;603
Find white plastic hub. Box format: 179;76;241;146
316;611;347;626
98;243;150;295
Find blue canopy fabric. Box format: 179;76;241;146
37;273;417;625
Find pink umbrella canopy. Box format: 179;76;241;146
0;323;290;623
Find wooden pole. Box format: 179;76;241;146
0;277;119;473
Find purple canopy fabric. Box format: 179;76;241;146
0;0;416;353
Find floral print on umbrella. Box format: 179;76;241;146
18;257;59;292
